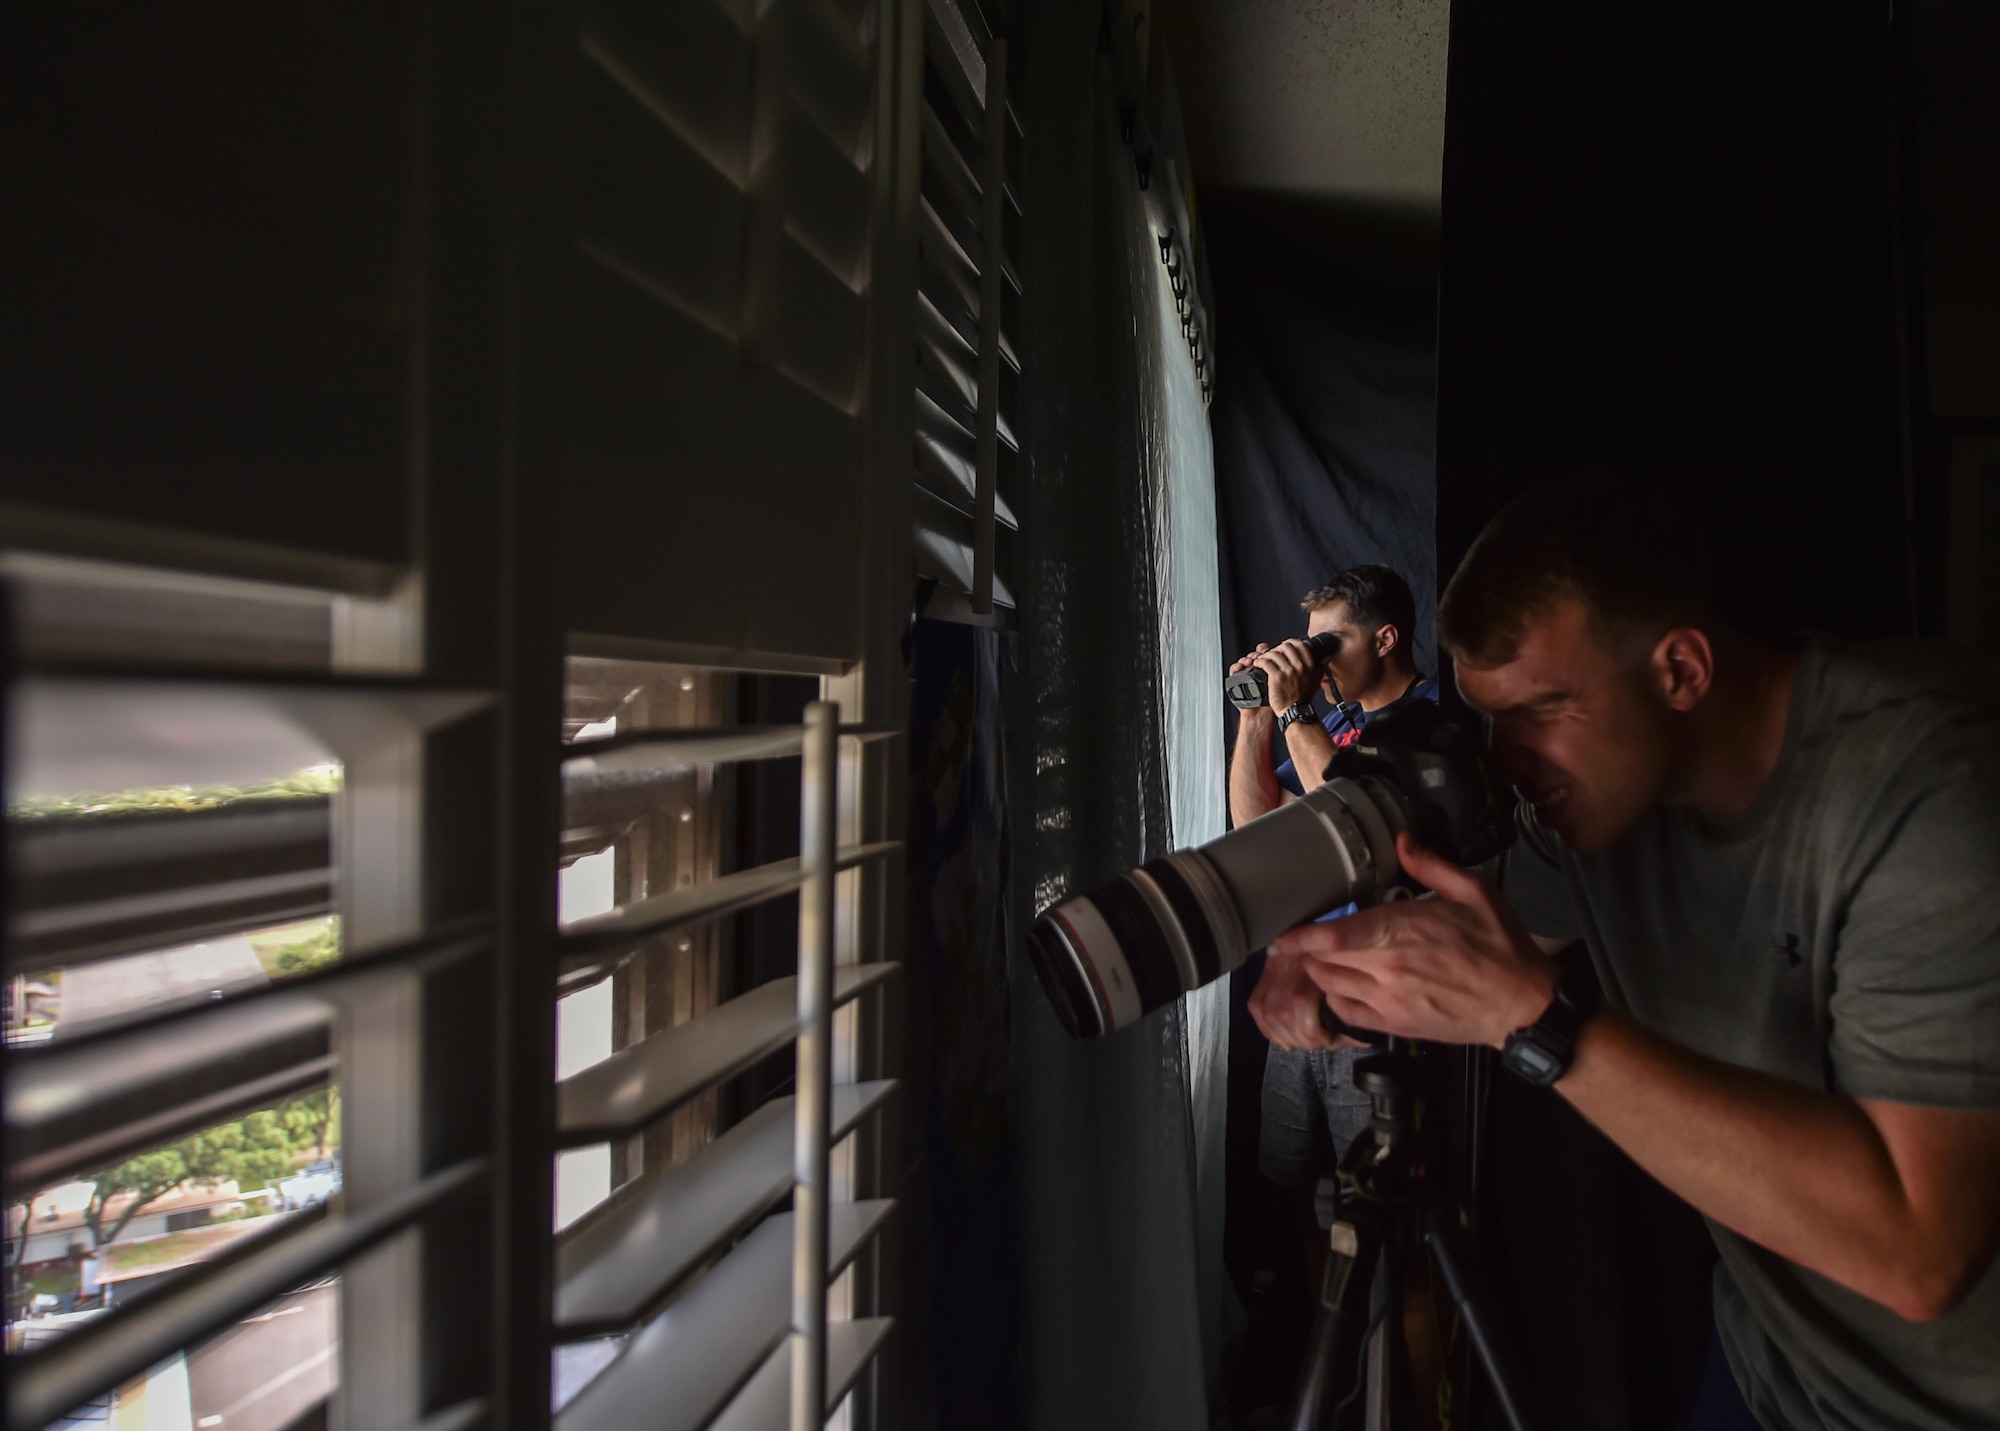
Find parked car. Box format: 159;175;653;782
275;1159;341;1212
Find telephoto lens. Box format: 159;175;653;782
1026;700;1514;1038
1027;776;1410;1036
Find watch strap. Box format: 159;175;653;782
1501;965;1601;1087
1277;701;1317;733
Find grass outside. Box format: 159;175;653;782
27;1267;78;1299
101;1218;275;1278
10;767;341;821
245;917;342;980
209;1199;280;1224
107;1232;211;1273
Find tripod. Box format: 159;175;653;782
1283;1040;1535;1431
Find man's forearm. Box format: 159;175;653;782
1282;721;1337;794
1229;714;1284;826
1278;838;2000;1325
1559;1009;1999;1321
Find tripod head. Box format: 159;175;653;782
1337;1038;1449;1211
1292;1039;1536;1431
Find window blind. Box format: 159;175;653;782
4;4;916;1429
912;0;1023;627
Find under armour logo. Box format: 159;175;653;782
1773;933;1803;968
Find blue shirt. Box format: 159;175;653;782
1274;677;1440;796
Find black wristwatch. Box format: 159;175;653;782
1500;965;1601;1087
1277;700;1316;734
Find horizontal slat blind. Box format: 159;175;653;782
913;0;1023;626
556;1209;890;1431
547;693;900;1428
3;605;500;1431
8;4;913;1428
557;966;896;1144
555;1086;895;1335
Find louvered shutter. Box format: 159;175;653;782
4;5;914;1431
910;0;1023;626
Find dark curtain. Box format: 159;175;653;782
895;620;1020;1431
1435;0;1908;636
1205;194;1441;676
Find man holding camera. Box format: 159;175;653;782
1251;483;2000;1430
1229;565;1439;1183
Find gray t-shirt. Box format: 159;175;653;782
1501;638;2000;1431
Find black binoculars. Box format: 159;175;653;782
1224;631;1341;710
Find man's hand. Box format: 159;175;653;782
1229;645;1279;724
1228;643;1273;675
1268;832;1558;1048
1229;645;1294;825
1254;638;1323;712
1248;951;1368;1051
1248;952;1330;1050
1267;843;2000;1325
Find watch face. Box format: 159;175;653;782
1506;1041;1562;1086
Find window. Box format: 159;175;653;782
2;558;482;1431
554;658;732;1237
7;3;914;1426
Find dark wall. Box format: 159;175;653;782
1436;0;1910;638
1;7;415;580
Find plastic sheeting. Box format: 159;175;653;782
1131;118;1232;1419
1008;3;1231;1428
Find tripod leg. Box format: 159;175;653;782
1370;1240;1433;1431
1283;1221;1380;1431
1425;1223;1535;1431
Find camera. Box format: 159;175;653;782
1225;631;1342;709
1026;699;1515;1038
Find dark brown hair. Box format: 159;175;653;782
1301;564;1417;644
1438;477;1717;668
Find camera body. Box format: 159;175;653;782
1225;631;1343;710
1327;699;1513;876
1028;699;1514;1038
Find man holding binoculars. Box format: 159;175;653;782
1227;565;1437;821
1227;565;1439;1181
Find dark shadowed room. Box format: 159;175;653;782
2;3;1997;1431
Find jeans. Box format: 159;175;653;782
1259;1045;1373;1188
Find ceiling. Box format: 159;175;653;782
1155;0;1451;210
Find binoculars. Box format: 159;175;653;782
1224;631;1341;710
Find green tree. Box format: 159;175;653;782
281;1088;341;1159
78;1099;321;1249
